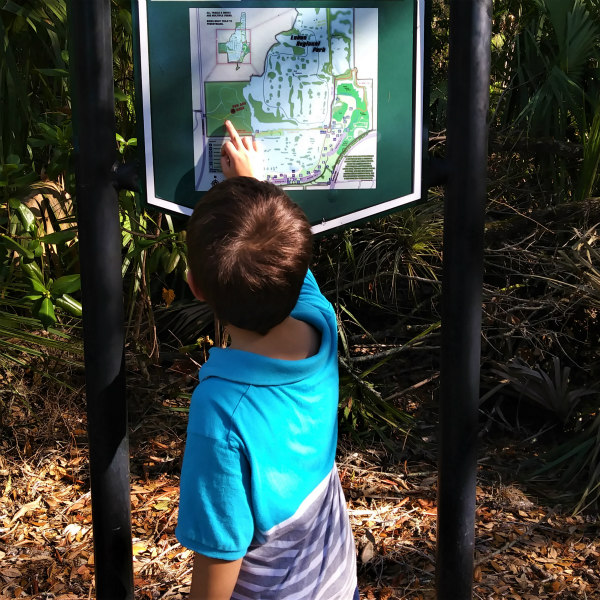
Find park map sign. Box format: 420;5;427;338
133;1;424;233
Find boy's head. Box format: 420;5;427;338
186;177;313;335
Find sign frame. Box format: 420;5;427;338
133;1;426;233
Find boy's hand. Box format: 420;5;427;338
220;120;264;180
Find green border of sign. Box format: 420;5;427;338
132;1;425;233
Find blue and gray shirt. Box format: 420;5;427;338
176;270;357;599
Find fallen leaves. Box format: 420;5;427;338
339;445;600;599
9;497;42;525
1;384;599;599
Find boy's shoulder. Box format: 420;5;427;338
186;270;337;433
186;376;248;443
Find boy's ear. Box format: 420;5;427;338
187;270;205;301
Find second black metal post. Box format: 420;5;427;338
436;1;492;599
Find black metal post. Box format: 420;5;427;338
436;1;492;599
68;1;134;599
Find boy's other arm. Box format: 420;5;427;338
220;120;264;180
189;553;243;600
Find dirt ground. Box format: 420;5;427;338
0;361;598;600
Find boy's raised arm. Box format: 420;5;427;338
220;120;264;180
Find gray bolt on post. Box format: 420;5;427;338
68;1;134;598
437;1;492;599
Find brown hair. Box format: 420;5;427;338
186;177;313;335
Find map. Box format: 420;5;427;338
190;7;378;191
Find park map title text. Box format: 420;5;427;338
291;34;325;52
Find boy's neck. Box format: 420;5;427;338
226;316;320;361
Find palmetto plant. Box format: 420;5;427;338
492;356;595;424
501;0;600;139
491;353;599;512
576;102;600;202
1;157;82;324
489;353;599;512
0;0;69;164
492;0;600;201
533;412;600;513
342;203;443;305
0;289;82;367
0;169;83;391
0;0;193;364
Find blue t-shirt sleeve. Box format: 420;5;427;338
176;431;253;559
296;269;333;315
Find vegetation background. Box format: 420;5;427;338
0;0;599;598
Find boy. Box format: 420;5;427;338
176;121;358;599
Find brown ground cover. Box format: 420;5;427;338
0;362;598;600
